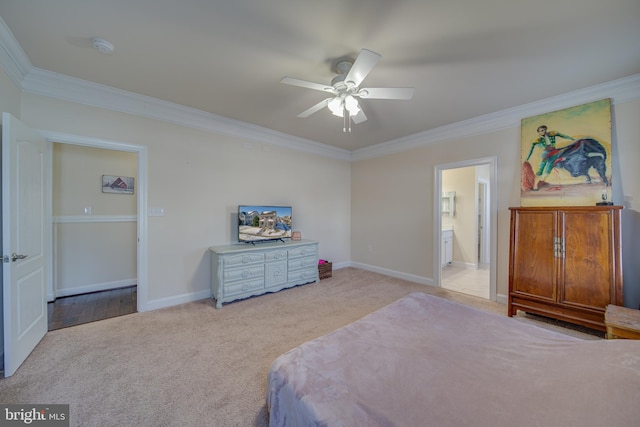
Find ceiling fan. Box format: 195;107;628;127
280;48;415;132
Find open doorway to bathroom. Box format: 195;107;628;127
434;157;497;301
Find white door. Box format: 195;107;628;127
2;113;48;377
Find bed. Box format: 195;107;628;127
267;293;640;427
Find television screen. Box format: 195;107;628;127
238;205;292;243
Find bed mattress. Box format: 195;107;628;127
267;292;640;427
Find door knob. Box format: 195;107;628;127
11;253;28;262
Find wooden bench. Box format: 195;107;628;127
605;304;640;339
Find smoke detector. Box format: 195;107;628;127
91;37;114;54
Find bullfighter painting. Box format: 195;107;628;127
520;98;612;206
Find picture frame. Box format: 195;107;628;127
102;175;135;194
520;98;612;206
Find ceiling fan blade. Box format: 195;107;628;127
351;109;367;124
345;49;381;87
358;87;415;100
297;98;332;118
281;77;335;93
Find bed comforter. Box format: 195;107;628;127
267;292;640;427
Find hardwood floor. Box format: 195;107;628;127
48;286;137;331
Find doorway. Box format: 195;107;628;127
434;157;497;301
48;142;140;329
42;130;149;314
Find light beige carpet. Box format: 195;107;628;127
0;268;601;426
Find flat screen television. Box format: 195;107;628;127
238;205;292;243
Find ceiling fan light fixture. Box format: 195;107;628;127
328;97;344;117
344;95;360;115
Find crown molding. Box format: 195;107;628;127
1;17;637;164
352;73;640;161
0;17;351;161
21;68;352;161
0;15;31;86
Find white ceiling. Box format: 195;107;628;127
0;0;639;151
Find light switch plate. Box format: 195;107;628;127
148;207;165;217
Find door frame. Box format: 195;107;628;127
434;156;497;301
477;178;490;265
41;130;148;312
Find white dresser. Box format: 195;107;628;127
209;240;319;308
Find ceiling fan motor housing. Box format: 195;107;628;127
332;58;354;75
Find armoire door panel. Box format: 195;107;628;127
561;211;613;308
511;210;557;300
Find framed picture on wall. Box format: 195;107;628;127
520;98;612;206
102;175;135;194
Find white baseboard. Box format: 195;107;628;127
496;293;508;305
349;261;435;286
139;261;505;313
55;279;137;298
450;260;477;269
142;289;211;312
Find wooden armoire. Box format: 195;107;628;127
508;206;623;331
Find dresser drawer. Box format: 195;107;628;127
288;245;318;259
224;252;264;268
223;265;264;282
288;267;318;283
288;256;317;271
265;261;287;288
224;279;264;297
265;249;287;262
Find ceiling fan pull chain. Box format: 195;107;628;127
343;106;347;133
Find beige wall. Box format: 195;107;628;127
442;166;476;266
18;92;352;304
53;143;137;216
0;68;20;116
52;143;137;296
352;127;520;289
2;69;639;310
352;99;640;307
